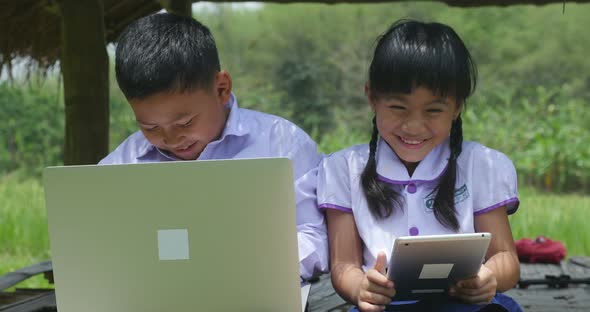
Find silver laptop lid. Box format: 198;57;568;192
44;158;301;312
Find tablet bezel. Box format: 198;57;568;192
387;232;492;300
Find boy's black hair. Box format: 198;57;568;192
115;13;220;100
362;20;477;231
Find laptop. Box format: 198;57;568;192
387;233;491;301
44;158;306;312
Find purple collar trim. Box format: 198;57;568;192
377;162;449;185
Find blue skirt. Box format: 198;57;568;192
348;293;522;312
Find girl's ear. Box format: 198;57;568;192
365;83;377;113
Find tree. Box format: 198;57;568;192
58;0;109;165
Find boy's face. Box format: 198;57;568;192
129;71;232;160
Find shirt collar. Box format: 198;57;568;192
220;92;249;138
376;137;450;184
136;92;249;160
135;136;155;160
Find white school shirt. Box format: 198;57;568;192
100;93;329;280
317;138;519;271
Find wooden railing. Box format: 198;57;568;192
0;261;55;312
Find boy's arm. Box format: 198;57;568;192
289;139;329;280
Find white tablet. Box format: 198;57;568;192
387;232;491;301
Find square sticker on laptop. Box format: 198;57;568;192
157;229;190;261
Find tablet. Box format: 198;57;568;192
387;232;491;300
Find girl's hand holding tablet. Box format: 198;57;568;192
357;252;396;312
450;265;497;304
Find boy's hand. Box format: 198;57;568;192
449;265;497;304
357;252;396;312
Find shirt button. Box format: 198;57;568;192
409;227;419;236
407;183;417;194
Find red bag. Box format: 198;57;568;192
515;236;567;264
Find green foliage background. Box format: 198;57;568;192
1;2;589;192
1;2;590;288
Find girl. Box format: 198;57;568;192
318;20;521;312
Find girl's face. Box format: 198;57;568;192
368;86;462;173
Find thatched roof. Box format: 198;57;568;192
0;0;161;71
225;0;587;4
0;0;587;71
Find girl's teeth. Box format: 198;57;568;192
401;137;423;145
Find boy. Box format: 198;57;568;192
100;13;327;281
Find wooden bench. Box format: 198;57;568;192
2;257;589;311
307;257;590;312
0;261;55;312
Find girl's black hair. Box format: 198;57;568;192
361;20;477;231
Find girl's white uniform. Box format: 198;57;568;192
318;138;519;272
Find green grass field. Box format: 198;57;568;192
0;174;52;289
1;174;589;289
510;187;590;257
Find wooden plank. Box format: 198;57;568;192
505;258;590;311
0;291;55;312
505;288;590;312
308;258;590;311
0;261;52;291
1;258;587;311
308;274;352;312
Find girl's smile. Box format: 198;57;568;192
398;136;427;149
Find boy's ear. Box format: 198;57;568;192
214;70;232;104
365;83;376;113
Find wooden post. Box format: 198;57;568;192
58;0;109;165
159;0;192;17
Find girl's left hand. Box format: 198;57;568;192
449;265;497;304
